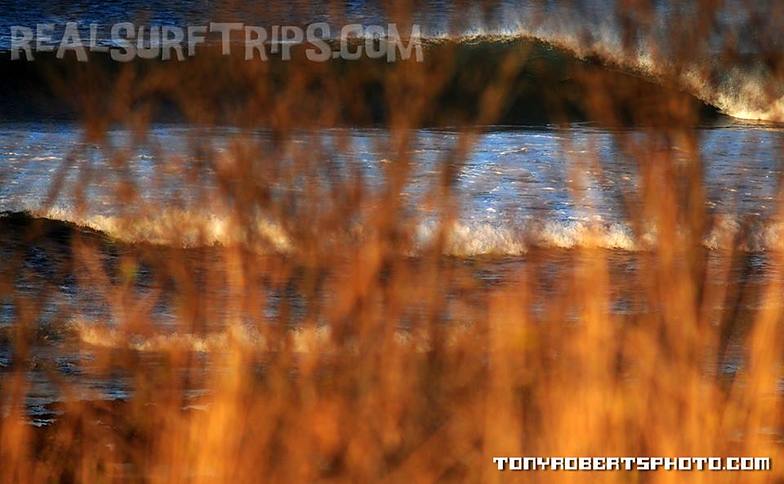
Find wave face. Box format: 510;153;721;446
501;31;784;123
0;2;781;123
435;1;784;122
1;38;772;124
0;39;716;126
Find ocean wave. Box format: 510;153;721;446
430;30;784;123
35;207;293;252
416;220;639;256
438;216;784;255
70;319;466;354
0;5;779;124
5;209;783;257
1;30;777;125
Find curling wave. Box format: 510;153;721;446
427;29;784;123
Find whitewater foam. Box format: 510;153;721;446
9;209;784;256
37;207;292;252
70;319;472;354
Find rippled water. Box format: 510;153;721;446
1;122;782;252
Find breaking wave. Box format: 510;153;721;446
5;209;784;257
1;30;780;124
423;25;784;122
70;318;469;354
36;207;293;252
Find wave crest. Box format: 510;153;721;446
433;29;784;123
7;210;784;257
37;207;292;252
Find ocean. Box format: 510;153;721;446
0;1;782;428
